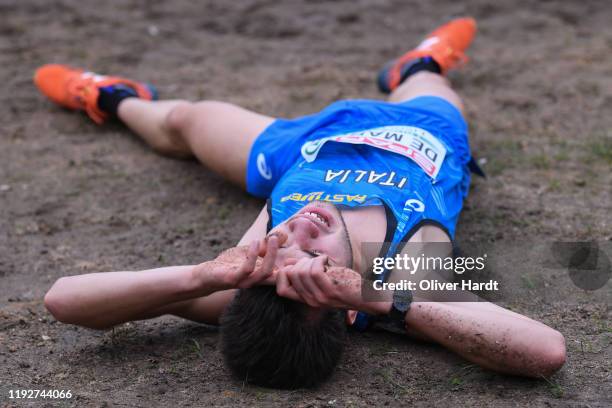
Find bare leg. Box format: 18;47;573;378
116;72;460;189
117;99;191;157
117;99;275;188
387;71;465;115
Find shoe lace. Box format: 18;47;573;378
66;75;107;124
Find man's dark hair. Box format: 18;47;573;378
219;286;346;389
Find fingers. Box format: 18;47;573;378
276;267;301;301
257;235;279;284
311;263;339;297
230;240;259;284
246;240;259;269
238;236;278;288
269;230;288;246
281;256;331;307
283;257;298;266
296;256;330;306
312;255;329;272
260;231;288;256
273;255;360;310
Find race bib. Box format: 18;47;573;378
301;125;447;179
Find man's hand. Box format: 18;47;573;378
276;255;379;312
202;235;280;291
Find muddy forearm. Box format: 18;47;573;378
44;262;224;329
405;302;566;377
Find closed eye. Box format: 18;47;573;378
279;244;324;260
303;249;319;258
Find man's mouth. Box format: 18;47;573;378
302;211;329;227
297;205;333;229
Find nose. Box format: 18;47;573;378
287;216;320;246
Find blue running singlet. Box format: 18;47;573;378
247;96;472;249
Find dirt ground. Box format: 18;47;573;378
1;0;611;406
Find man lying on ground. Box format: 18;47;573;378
37;18;566;389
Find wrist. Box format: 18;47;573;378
190;261;227;295
360;300;392;316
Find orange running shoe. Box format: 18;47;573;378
34;64;157;124
377;17;477;93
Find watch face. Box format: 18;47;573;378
393;290;412;312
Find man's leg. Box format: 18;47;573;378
387;71;464;115
117;98;274;188
34;64;274;189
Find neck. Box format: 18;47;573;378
341;205;452;274
340;205;387;274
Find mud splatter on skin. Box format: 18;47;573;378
410;305;562;377
201;245;270;288
215;245;249;262
326;267;362;290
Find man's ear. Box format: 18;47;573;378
346;309;358;325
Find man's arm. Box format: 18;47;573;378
45;264;216;330
45;231;278;330
403;301;566;378
44;205;272;329
275;256;566;378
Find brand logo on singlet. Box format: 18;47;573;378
257;153;272;180
280;191;367;204
405;198;425;212
300;125;447;179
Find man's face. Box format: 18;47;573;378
267;201;354;269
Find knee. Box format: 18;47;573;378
165;100;229;133
156;102;196;158
164;101;196;134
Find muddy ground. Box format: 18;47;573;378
1;0;611;406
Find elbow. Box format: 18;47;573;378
534;330;566;377
44;279;112;331
44;278;71;324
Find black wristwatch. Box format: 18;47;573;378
374;289;413;333
389;289;412;325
